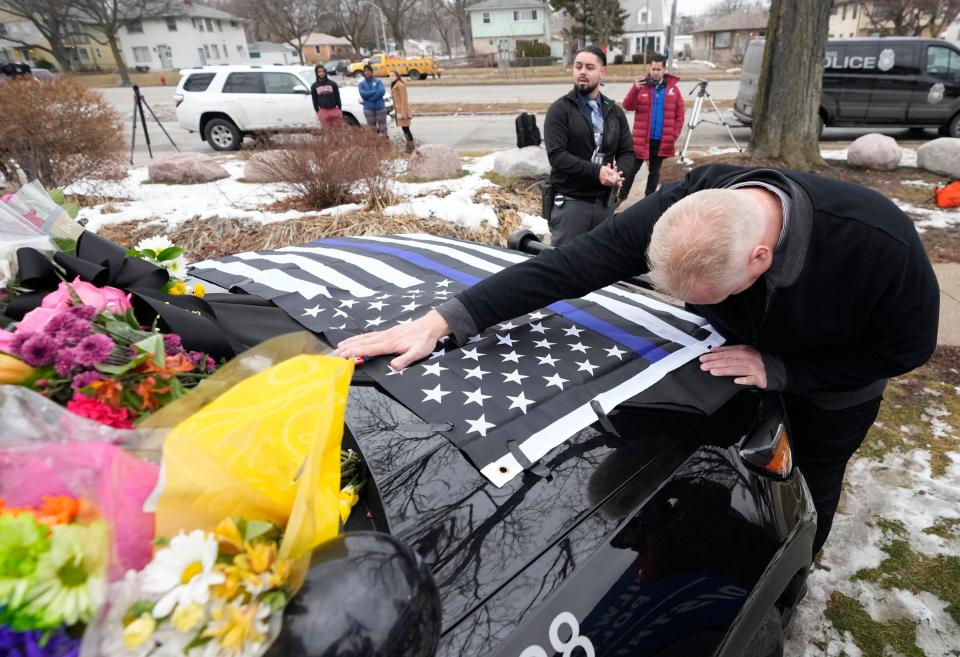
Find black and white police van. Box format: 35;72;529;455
734;37;960;137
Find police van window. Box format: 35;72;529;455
880;44;918;75
926;46;960;82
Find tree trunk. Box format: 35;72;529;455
389;18;405;50
108;34;130;86
47;37;74;73
748;0;831;169
457;12;474;56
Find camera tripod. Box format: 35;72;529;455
129;84;180;164
677;79;742;166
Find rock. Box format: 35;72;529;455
243;150;289;183
405;144;462;181
493;146;550;179
147;153;229;184
917;138;960;178
846;133;902;170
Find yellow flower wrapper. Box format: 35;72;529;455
154;351;353;571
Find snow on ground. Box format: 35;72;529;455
67;151;549;235
892;199;960;232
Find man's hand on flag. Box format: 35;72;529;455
698;344;767;388
336;309;452;371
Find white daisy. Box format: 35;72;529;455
135;235;175;254
165;256;188;280
141;529;225;618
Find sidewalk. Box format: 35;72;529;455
935;263;960;346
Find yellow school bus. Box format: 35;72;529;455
348;53;440;80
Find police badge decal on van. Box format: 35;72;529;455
877;48;895;72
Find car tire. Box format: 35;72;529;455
817;114;825;139
343;113;360;128
204;118;241;151
942;113;960;138
409;69;422;80
744;606;784;657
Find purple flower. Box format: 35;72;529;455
73;334;115;367
66;304;97;321
54;348;80;377
43;315;92;346
186;350;216;372
163;333;183;352
9;331;31;356
0;625;81;657
71;369;102;390
20;334;56;367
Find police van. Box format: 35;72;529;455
734;37;960;137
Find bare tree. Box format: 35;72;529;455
423;0;455;55
439;0;476;57
374;0;419;50
74;0;155;86
862;0;960;37
589;0;628;50
239;0;322;64
324;0;374;56
0;0;87;72
748;0;832;168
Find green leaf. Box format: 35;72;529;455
134;334;165;366
52;237;77;255
95;361;135;375
48;189;65;205
183;630;214;653
261;589;288;612
122;600;155;625
63;203;80;219
156;246;183;262
243;519;275;543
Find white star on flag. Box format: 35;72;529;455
333;308;350;319
368;300;388;311
463;387;491;406
401;290;422;298
386;366;407;376
605;345;627;360
563;325;584;337
339;299;357;308
569;342;591;353
430;347;446;359
376;293;392;300
538;354;559;367
576;360;599;375
544;373;569;390
421;384;450;403
465;414;496;436
528;311;546;320
464;365;490;380
461;347;482;361
500;350;524;363
502;369;528;384
436;279;453;288
533;339;555;349
302;305;323;318
466;335;485;344
401;301;418;312
366;316;385;328
421;362;447;377
496;333;517;347
396;318;413;325
506;391;534;414
497;321;517;330
529;322;549;334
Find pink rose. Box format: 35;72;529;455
17;306;60;334
0;328;14;353
41;278;132;313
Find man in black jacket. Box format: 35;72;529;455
544;46;635;246
311;64;342;128
337;164;940;556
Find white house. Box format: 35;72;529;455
119;1;248;71
615;0;668;61
248;41;300;65
466;0;563;60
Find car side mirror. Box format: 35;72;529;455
292;85;308;94
265;532;441;657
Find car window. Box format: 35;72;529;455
263;72;305;94
926;45;960;82
879;44;919;75
369;55;381;64
183;72;215;92
222;72;263;93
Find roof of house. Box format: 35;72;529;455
248;41;297;53
302;32;352;46
467;0;548;12
142;1;244;21
621;0;666;33
694;11;768;33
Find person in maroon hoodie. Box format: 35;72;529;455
620;54;685;200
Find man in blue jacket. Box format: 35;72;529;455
358;64;388;136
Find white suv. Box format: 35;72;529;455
174;65;389;151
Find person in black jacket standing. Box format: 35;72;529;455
543;46;635;246
311;64;342;129
337;163;940;557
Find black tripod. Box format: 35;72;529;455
129;84;180;164
677;79;742;166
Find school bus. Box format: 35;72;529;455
348;53;440;80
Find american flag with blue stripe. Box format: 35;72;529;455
189;234;723;487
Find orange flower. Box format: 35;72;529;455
134;376;170;412
34;495;80;525
137;353;194;380
90;379;124;409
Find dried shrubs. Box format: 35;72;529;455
0;77;124;188
264;126;401;211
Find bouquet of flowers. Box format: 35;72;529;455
126;236;204;298
0;278;215;428
102;519;293;657
0;495;108;657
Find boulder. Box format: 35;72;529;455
917;137;960;178
493;146;550;179
244;150;289;183
405;144;462;181
846;133;902;170
147;153;229;184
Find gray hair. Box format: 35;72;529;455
646;189;765;299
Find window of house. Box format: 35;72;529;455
852;3;857;18
638;8;649;23
315;45;321;54
482;12;491;23
78;48;90;61
714;31;732;48
236;45;244;54
203;44;210;58
263;72;303;93
211;44;220;58
194;18;204;31
204;18;213;31
166;16;177;31
127;19;143;34
216;19;222;31
250;51;261;59
223;72;263;93
841;4;846;19
0;24;6;37
230;20;239;27
95;48;101;57
513;9;537;21
132;46;151;62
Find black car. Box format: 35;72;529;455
191;232;816;657
735;36;960;136
322;59;350;76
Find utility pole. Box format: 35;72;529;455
667;0;677;60
643;0;650;64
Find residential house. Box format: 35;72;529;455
616;0;668;61
302;32;353;64
692;11;767;66
119;1;248;71
0;10;119;71
829;2;943;38
466;0;562;60
248;41;300;65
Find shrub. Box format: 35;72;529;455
0;77;123;188
613;54;624;65
267;126;401;211
515;40;551;59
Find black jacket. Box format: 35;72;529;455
311;76;341;111
544;88;635;201
439;164;939;407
